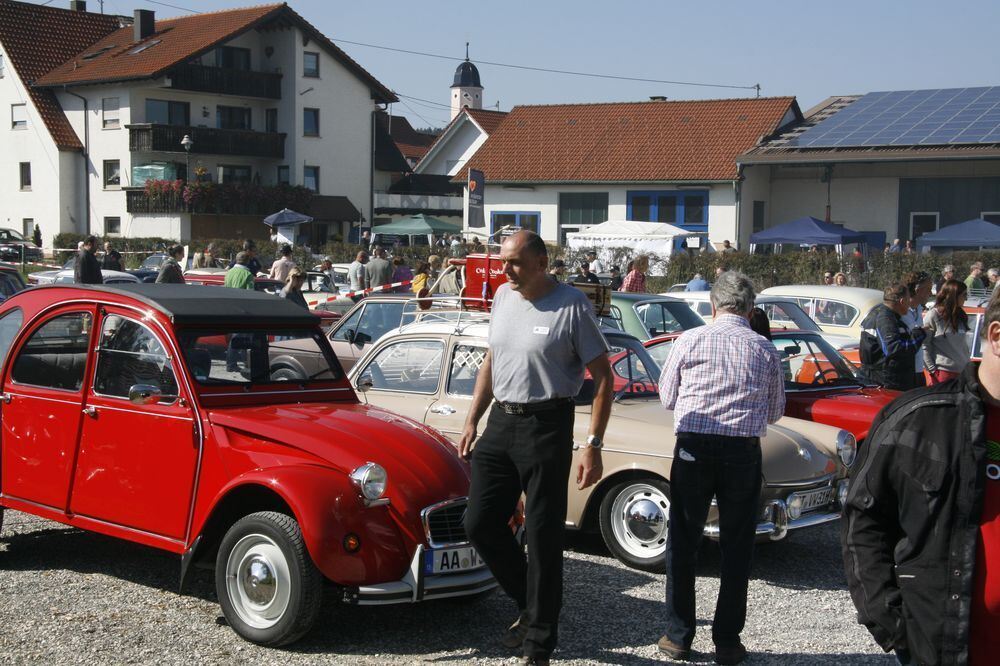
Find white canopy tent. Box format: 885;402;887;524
566;220;712;275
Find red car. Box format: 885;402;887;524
644;329;899;444
0;283;493;646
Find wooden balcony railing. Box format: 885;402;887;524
127;124;285;159
168;64;282;99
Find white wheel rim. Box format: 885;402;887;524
225;533;292;630
610;483;669;561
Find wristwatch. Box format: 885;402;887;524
586;434;603;449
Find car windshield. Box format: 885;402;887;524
178;328;342;385
772;333;863;390
632;300;705;336
606;332;662;398
758;301;821;333
4;229;26;241
141;254;165;270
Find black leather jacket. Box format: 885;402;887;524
860;303;926;390
842;363;988;665
74;249;103;284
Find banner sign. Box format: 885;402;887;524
468;168;485;228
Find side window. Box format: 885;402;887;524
813;300;857;326
647;340;674;368
356;302;405;344
358;340;443;394
636;303;683;335
0;307;24;365
94;315;178;403
760;303;796;328
0;275;19;299
11;312;92;391
334;304;365;341
448;344;486;396
598;305;625;332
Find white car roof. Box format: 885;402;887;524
54;269;138;282
760;285;883;301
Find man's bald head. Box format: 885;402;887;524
502;230;548;259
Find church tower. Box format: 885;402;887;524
450;43;483;120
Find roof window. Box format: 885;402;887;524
82;46;115;61
129;39;162;55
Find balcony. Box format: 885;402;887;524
374;191;463;215
127;124;285;159
168;64;282;99
126;183;313;216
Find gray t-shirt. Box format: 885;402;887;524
489;282;609;403
367;257;393;287
348;261;366;291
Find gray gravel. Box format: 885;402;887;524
0;510;891;664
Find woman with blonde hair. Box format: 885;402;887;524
922;278;971;384
412;262;431;293
279;267;308;310
834;272;848;286
621;254;649;293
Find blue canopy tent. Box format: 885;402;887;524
749;216;878;256
915;218;1000;252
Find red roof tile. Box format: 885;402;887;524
464;108;507;135
34;4;396;103
0;0;125;149
462;98;799;183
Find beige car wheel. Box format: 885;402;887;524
598;479;670;573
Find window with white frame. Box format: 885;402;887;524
277;165;290;185
910;212;939;239
11;103;26;130
103;160;121;188
22;219;33;238
303;51;319;78
219;165;251;184
19;162;30;190
102;97;120;129
104;217;121;235
303;108;319;136
303;166;319;192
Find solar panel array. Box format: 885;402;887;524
792;87;1000;148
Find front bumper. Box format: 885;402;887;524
342;544;497;606
704;492;844;542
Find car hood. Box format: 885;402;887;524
605;399;840;484
207;402;470;511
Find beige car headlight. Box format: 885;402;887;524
836;430;857;468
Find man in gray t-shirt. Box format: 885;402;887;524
365;247;393;288
347;251;368;292
460;231;613;665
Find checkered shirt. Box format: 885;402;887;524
658;313;785;437
621;270;646;293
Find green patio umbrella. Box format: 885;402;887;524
371;214;462;236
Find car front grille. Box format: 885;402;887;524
422;498;469;547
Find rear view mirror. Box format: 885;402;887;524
782;345;801;356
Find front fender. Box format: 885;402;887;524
197;465;413;586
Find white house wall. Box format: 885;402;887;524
0;37;77;246
738;165;771;248
417;119;488;176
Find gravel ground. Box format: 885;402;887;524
0;510;891;665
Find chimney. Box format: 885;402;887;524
69;1;87;11
134;9;155;42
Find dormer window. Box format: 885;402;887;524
82;45;115;60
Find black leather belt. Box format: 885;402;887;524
496;397;574;416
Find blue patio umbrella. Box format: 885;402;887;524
263;208;313;227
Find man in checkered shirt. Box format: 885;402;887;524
655;270;784;665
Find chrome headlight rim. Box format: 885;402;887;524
836;430;858;468
350;462;387;501
786;492;804;520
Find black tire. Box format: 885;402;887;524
598;478;670;573
215;511;323;647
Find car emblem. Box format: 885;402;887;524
798;446;812;462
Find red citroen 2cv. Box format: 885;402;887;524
0;284;493;646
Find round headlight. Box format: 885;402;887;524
837;430;858;468
786;493;804;521
350;462;387;501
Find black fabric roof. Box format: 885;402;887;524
39;283;319;326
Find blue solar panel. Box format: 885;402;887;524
793;87;1000;148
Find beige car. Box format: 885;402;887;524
346;317;856;573
760;285;883;342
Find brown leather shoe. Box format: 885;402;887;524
714;642;747;665
502;615;528;649
657;635;691;661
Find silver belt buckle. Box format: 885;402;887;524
503;402;525;415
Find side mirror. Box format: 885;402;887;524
343;328;356;343
356;375;374;392
129;384;163;405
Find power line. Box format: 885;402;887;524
396;98;448;128
333;37;761;93
142;0;199;14
395;92;452;110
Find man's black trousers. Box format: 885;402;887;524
664;433;762;649
465;403;574;659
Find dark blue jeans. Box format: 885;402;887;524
664;433;762;649
465;404;574;659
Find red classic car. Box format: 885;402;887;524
644;329;900;444
0;284;493;646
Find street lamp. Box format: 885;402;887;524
180;134;193;181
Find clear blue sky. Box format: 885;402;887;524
84;0;1000;129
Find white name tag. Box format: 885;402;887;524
533;326;550;335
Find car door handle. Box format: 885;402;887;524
82;406;98;418
430;405;456;415
1;392;11;404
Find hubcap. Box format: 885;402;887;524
610;483;669;560
225;533;292;629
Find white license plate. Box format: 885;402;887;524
425;546;485;575
800;487;834;510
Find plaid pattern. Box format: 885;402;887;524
621;270;646;293
659;314;785;437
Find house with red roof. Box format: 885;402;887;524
0;0;396;245
458;97;802;248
